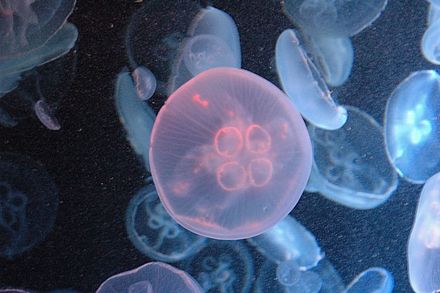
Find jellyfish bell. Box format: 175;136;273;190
149;67;312;240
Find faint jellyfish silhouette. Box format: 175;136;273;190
34;99;61;130
428;3;440;26
96;262;202;293
247;215;323;269
126;183;207;262
428;0;440;8
408;172;440;293
282;0;388;37
345;267;394;293
307;106;398;209
184;240;254;293
276;29;347;130
0;153;58;259
131;66;157;101
422;18;440;65
149;67;312;240
385;70;440;183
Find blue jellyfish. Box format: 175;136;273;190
428;3;440;26
247;215;324;270
96;262;203;293
307;106;398;209
345;267;394;293
422;17;440;65
184;240;254;293
125;183;207;262
0;153;58;259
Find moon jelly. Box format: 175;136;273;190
131;66;157;101
345;267;394;293
276;29;347;130
96;262;202;293
408;172;440;293
385;70;440;183
422;19;440;65
307;106;398;209
149;67;312;240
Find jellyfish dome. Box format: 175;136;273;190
149;67;312;240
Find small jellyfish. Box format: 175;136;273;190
131;66;157;101
345;267;394;293
282;0;388;37
422;19;440;65
408;172;440;293
307;106;398;209
96;262;203;293
276;29;347;130
125;184;207;262
247;215;323;269
184;240;254;293
34;99;61;130
385;70;440;183
149;67;312;240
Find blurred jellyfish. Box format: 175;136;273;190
408;172;440;293
276;29;347;130
0;153;58;259
428;3;440;25
115;69;156;172
345;267;394;293
126;184;207;262
96;262;202;293
422;19;440;65
247;215;323;269
131;66;157;101
282;0;388;37
149;67;312;240
184;240;254;293
385;70;440;183
307;106;398;209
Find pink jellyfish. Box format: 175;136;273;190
150;67;312;240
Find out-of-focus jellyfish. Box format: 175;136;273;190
428;0;440;8
428;3;440;25
408;172;440;293
0;153;58;259
247;215;323;269
282;0;388;37
126;184;207;262
276;29;347;130
307;106;398;209
184;240;254;293
115;69;156;172
345;267;394;293
96;262;202;293
131;66;157;101
149;67;312;240
385;70;440;183
422;19;440;65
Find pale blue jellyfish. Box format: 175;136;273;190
184;241;254;293
428;3;440;26
428;0;440;8
408;172;440;293
125;184;207;262
131;66;157;101
385;70;440;183
422;18;440;65
345;267;394;293
247;215;324;269
96;262;202;293
276;29;347;130
307;106;398;209
282;0;388;37
0;153;58;259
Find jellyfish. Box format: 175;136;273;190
422;19;440;65
307;106;398;209
384;70;440;183
282;0;388;37
247;215;324;269
184;240;254;293
131;66;157;101
125;184;207;262
428;0;440;8
408;172;440;293
428;3;440;26
149;67;312;240
96;262;203;293
0;153;58;259
276;29;347;130
345;267;394;293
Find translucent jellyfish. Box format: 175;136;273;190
247;215;324;269
384;70;440;183
276;29;347;130
428;3;440;26
125;184;207;262
408;172;440;293
34;99;61;130
115;69;156;172
307;106;398;209
282;0;388;37
184;240;254;293
345;267;394;293
428;0;440;8
0;153;58;259
131;66;157;101
422;19;440;65
96;262;202;293
149;67;312;240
